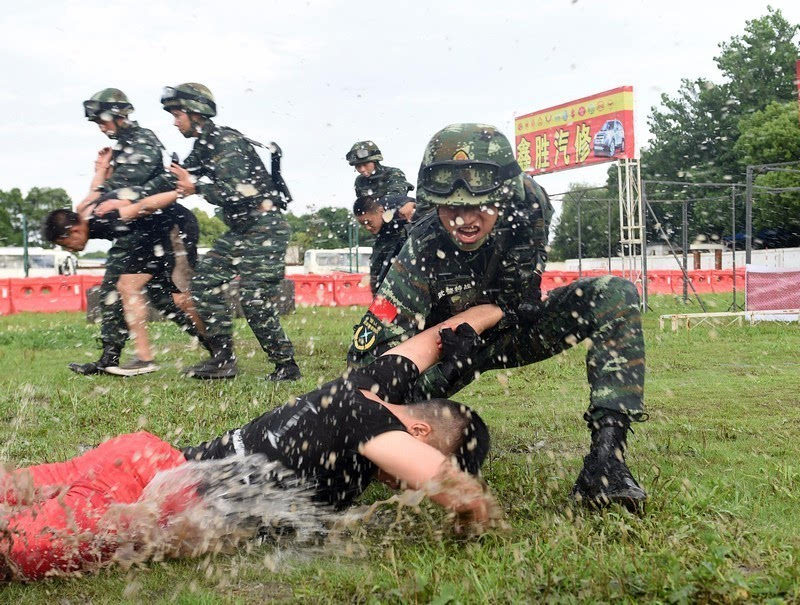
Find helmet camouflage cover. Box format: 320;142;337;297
346;141;383;165
417;123;524;207
161;83;217;117
83;88;133;121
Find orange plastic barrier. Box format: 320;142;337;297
332;272;373;307
0;269;752;316
288;274;336;306
8;276;84;314
0;279;11;316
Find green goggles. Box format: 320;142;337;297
419;160;521;195
83;100;131;120
347;146;378;164
160;87;217;112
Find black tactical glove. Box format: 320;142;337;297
516;297;542;324
439;323;483;384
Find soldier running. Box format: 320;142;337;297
346;141;416;221
71;89;206;376
347;123;647;510
138;83;300;381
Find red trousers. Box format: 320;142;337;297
1;432;186;580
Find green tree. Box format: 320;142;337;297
735;101;800;239
286;207;364;250
640;7;799;244
549;184;619;261
0;203;19;246
191;209;226;247
0;187;72;246
716;7;800;114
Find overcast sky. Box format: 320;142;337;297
1;0;798;226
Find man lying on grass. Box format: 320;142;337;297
0;305;502;581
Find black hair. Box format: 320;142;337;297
353;195;382;216
41;208;81;243
405;398;490;476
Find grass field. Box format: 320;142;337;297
1;294;800;603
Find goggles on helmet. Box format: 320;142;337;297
83;100;131;120
160;87;217;112
419;160;521;196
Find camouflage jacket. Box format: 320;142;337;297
369;214;408;294
150;120;279;231
97;122;166;194
354;164;413;199
348;176;552;365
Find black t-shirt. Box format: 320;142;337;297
88;203;191;244
183;356;420;508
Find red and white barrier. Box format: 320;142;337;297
0;269;760;316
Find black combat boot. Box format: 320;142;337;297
571;412;646;511
196;332;214;354
68;343;121;376
266;359;301;382
184;336;238;379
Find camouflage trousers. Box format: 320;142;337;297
413;276;646;421
192;212;295;364
100;235;200;351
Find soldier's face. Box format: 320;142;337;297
437;204;499;249
357;208;385;235
354;162;376;177
171;110;195;138
96;119;119;138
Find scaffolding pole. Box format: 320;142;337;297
617;159;646;310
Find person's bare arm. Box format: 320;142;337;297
359;431;495;526
383;304;503;374
95;191;180;221
76;148;113;215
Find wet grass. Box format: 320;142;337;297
2;294;800;603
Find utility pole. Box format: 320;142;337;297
22;214;29;278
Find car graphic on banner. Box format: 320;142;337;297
593;119;625;157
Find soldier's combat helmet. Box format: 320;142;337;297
346;141;383;165
161;83;217;117
83;88;133;122
417;123;524;207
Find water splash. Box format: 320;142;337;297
1;455;336;581
1;458;504;582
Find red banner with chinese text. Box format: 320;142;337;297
515;86;635;176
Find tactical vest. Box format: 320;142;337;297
406;213;505;323
194;125;279;230
354;164;413;198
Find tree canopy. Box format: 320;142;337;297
192;209;227;248
0;187;73;247
567;7;800;257
549;184;619;262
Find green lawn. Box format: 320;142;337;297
1;294;799;603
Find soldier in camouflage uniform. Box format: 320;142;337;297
70;88;205;376
346;141;416;221
347;123;647;509
156;83;299;381
353;194;409;294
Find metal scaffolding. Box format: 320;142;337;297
616;159;647;309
